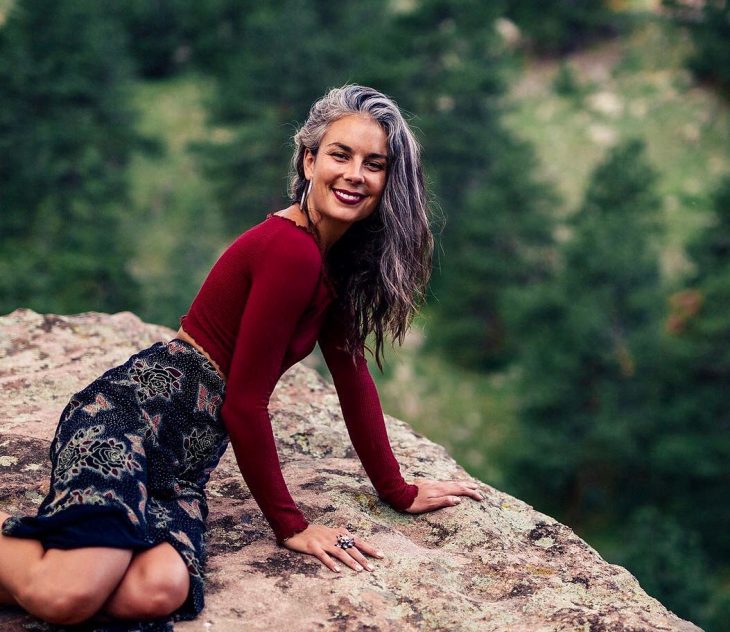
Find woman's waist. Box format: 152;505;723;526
173;327;227;382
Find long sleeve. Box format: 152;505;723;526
318;306;419;511
220;233;322;545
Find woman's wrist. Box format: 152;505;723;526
278;522;309;545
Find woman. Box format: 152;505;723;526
0;85;483;628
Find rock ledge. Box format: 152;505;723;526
0;309;701;631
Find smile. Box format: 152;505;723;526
332;188;366;205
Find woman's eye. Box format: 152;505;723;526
331;152;348;160
367;162;385;171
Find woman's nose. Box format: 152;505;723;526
344;162;365;183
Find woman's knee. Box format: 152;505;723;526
132;570;189;618
17;579;101;625
115;556;190;618
16;547;132;625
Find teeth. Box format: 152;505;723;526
335;190;362;201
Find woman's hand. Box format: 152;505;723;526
404;479;484;513
282;524;384;574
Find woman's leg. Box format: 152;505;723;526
0;512;43;607
0;580;14;604
0;511;133;625
101;542;190;620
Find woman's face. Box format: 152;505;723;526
303;114;388;226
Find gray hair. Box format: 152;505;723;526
289;85;434;371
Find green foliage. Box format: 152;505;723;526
126;76;225;329
616;506;710;624
552;62;585;99
503;143;730;629
0;0;144;315
195;0;393;234
423;132;558;369
120;0;194;78
504;0;619;54
371;314;519;490
687;175;730;282
503;15;730;237
654;176;730;562
382;0;558;369
118;0;245;78
503;139;664;522
705;588;730;632
664;0;730;94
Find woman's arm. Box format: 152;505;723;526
317;307;485;515
220;234;322;545
317;307;419;511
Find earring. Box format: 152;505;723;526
300;180;313;211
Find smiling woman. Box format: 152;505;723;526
0;85;483;631
305;114;389;225
279;114;389;257
288;86;434;372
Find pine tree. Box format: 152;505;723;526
0;0;142;315
504;0;618;54
504;139;664;524
387;0;557;369
664;0;730;94
616;506;710;625
117;0;243;78
656;175;730;560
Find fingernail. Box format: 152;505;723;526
454;498;461;504
355;564;363;571
335;565;341;572
375;551;384;558
365;564;374;571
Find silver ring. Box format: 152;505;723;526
335;534;355;549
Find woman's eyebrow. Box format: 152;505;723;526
326;142;388;160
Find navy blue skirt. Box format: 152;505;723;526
2;339;228;624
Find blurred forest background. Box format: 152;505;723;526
1;0;729;628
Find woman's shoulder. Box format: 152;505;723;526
223;212;323;273
264;212;317;240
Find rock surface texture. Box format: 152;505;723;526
0;309;701;631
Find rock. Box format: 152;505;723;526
0;309;700;631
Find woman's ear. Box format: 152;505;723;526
303;148;315;180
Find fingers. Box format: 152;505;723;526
328;545;371;572
429;495;463;510
314;534;383;574
313;547;369;574
412;479;485;512
330;534;383;572
346;546;376;571
457;481;484;502
313;549;342;574
347;536;385;561
431;480;484;501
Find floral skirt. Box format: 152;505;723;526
2;339;228;626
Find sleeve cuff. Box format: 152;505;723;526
380;481;418;512
276;519;309;546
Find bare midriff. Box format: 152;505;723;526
174;327;227;382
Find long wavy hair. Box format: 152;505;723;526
289;85;434;372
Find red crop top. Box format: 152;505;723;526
180;213;418;544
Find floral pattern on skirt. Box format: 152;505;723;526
2;339;228;630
